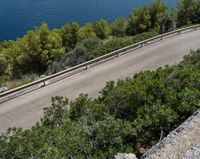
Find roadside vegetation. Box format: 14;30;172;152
0;0;200;158
1;49;200;158
0;0;200;89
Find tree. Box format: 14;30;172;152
70;22;80;48
78;23;96;41
42;96;69;128
111;18;128;37
177;0;197;26
160;8;177;33
133;102;177;145
127;6;151;35
39;22;50;49
41;31;65;66
60;23;72;52
93;19;111;39
149;0;168;29
20;24;65;73
0;54;7;76
8;22;65;76
192;0;200;23
60;22;80;51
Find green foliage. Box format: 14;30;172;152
0;22;65;78
2;48;200;158
127;0;168;35
59;23;73;51
160;8;177;33
81;37;100;51
70;22;80;48
78;23;96;41
193;0;200;23
149;0;168;29
59;22;80;51
93;19;111;39
88;31;158;59
111;18;128;37
127;6;151;35
42;96;69;127
177;0;198;26
0;54;7;76
134;102;177;144
68;44;88;65
46;38;100;74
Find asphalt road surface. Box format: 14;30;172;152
1;30;200;133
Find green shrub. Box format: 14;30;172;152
88;31;158;59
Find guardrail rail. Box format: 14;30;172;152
0;24;200;103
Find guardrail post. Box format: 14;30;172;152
160;36;163;40
44;81;49;86
141;43;144;48
178;31;181;35
194;27;197;31
38;81;49;88
85;65;88;70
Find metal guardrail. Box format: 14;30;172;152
0;24;200;100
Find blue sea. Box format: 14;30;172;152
0;0;177;41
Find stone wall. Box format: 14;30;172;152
115;109;200;159
141;109;200;159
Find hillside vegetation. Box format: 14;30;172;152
1;0;200;158
0;0;200;88
1;49;200;158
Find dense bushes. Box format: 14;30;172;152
127;6;151;35
1;49;200;158
93;19;111;39
111;18;128;37
1;0;199;86
88;31;158;59
177;0;200;26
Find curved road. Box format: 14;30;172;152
0;30;200;133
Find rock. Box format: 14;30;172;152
138;147;146;154
115;153;138;159
185;144;200;159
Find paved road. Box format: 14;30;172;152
0;30;200;133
